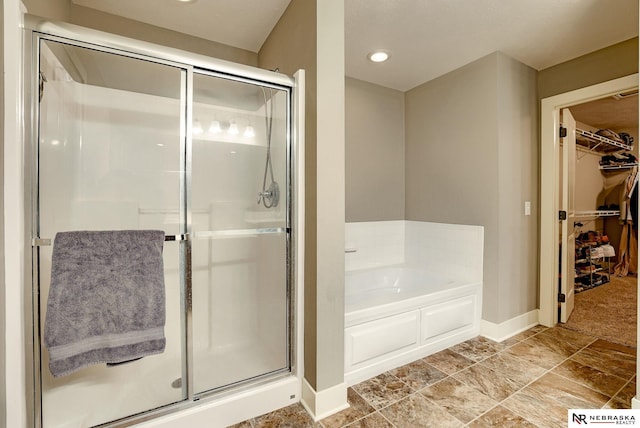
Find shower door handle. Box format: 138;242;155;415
164;234;188;242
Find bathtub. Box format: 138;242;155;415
344;221;483;386
346;266;463;313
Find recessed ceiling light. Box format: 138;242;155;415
176;0;197;3
368;51;390;63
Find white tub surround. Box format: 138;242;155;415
344;221;483;386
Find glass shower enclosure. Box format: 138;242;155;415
27;23;298;428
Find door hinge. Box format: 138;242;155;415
559;126;567;138
558;293;566;303
559;210;567;220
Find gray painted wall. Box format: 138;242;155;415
311;0;345;393
538;38;638;100
405;54;499;321
260;0;346;394
496;53;538;322
259;0;321;390
405;52;538;324
345;77;405;222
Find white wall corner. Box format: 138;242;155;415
300;378;349;422
480;309;539;342
632;396;640;409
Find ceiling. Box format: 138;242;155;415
71;0;291;53
345;0;638;91
571;93;638;131
71;0;638;93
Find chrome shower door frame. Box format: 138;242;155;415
23;15;301;428
189;67;294;397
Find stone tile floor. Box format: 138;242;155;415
230;325;636;427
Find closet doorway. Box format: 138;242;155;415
540;74;639;344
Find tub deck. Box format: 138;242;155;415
346;265;464;315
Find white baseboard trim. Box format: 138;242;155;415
300;378;349;422
632;396;640;409
480;309;540;342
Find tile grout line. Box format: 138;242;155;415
546;336;638;404
364;367;471;427
467;344;557;426
427;331;544;426
602;377;636;410
462;356;541;426
344;385;373;425
330;386;397;428
414;381;474;427
318;387;356;428
495;335;606;426
406;357;496;425
462;402;502;427
423;339;531;426
457;328;585;426
351;372;422;419
375;410;398;428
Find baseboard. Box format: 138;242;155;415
300;378;349;422
480;309;539;342
632;396;640;409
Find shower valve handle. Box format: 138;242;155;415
258;190;272;203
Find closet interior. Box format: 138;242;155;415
568;91;639;294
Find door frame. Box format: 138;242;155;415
559;108;577;322
539;73;639;327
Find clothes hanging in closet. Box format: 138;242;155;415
614;166;638;277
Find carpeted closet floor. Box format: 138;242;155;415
562;275;637;348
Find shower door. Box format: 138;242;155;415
190;72;291;393
36;39;188;427
33;34;293;427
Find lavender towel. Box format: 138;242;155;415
44;230;166;377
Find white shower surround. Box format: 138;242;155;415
344;221;483;385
